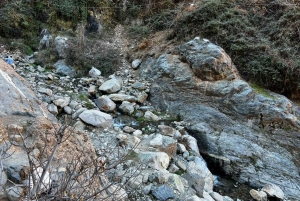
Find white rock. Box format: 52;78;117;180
261;183;284;200
79;110;113;128
177;143;187;153
250;189;267;201
209;192;224;201
144;111;160;121
150;134;163;148
99;78;122;93
187;195;206;201
203;191;215;201
88;85;96;94
139;152;170;170
119;101;135;115
89;67;101;78
132;59;142;69
53;96;70;108
182;135;200;156
133;130;143;137
108;94;137;102
187;157;214;192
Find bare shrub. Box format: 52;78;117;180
1;120;140;201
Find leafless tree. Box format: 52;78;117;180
2;120;140;201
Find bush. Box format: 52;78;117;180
66;39;121;77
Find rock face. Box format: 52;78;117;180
139;37;300;199
0;59;55;125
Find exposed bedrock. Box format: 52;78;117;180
139;38;300;200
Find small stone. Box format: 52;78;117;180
168;164;180;173
89;67;101;77
143;172;149;183
175;160;187;171
177;143;187;154
144;111;160;121
123;126;136;133
250;189;267;201
132;59;142;69
133;130;142;137
143;183;153;194
64;106;72;115
183;151;189;158
150;134;163;148
152;185;174;201
47;103;58;115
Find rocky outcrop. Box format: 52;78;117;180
0;59;55;126
139;37;300;200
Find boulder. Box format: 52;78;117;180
158;125;177;137
261;183;284;200
250;189;267;201
144;111;160;121
54;60;74;76
108;94;138;102
138;152;170;170
0;59;55;125
79;110;113;128
119;101;135;115
89;67;101;78
47;103;58;115
53;96;70;108
131;81;146;90
94;95;116;112
179;37;239;81
151;185;174;201
99;78;122;93
54;36;69;58
186;157;214;193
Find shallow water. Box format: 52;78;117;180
214;175;255;201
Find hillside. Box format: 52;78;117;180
0;1;300;200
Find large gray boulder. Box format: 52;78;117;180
99;78;122;93
79;110;113;128
54;60;74;76
139;37;300;199
54;36;69;58
179;37;239;81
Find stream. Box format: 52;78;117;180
113;114;256;200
